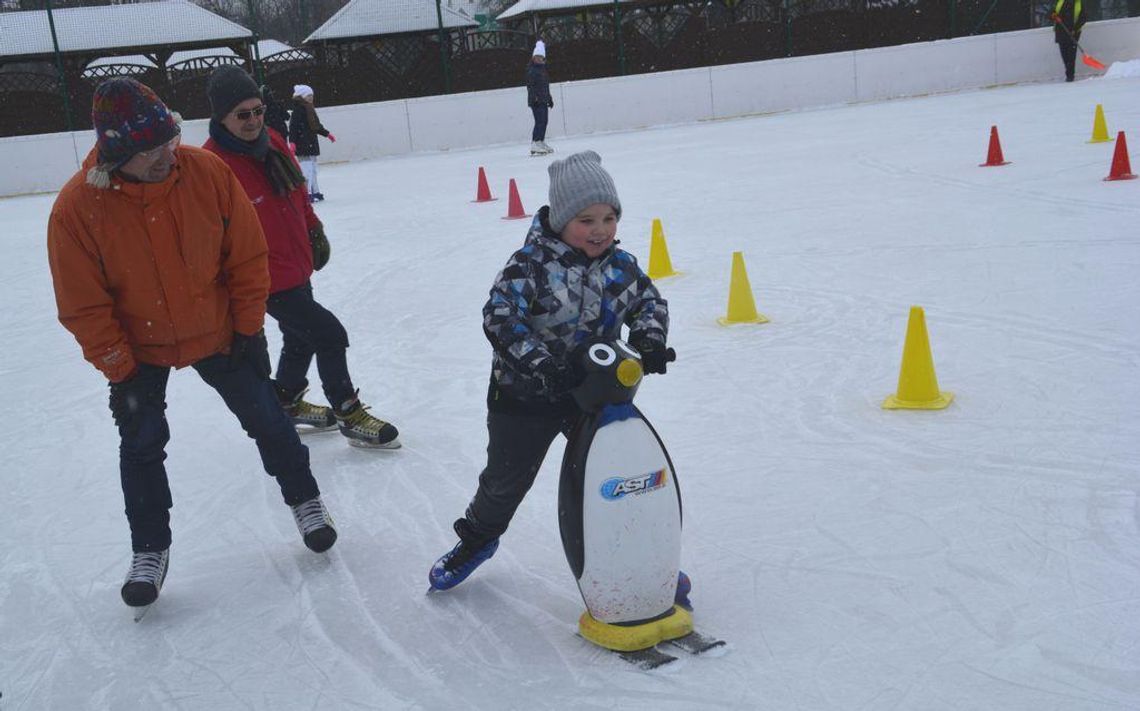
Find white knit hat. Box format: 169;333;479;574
533;40;546;58
293;84;314;98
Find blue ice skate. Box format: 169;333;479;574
675;570;692;611
428;538;500;591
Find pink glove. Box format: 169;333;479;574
288;143;297;154
327;133;337;143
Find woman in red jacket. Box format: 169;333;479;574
204;66;400;449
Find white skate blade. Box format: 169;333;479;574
132;604;155;622
347;437;402;450
296;424;339;435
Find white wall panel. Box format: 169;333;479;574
313;101;413;159
6;132;84;195
560;68;713;136
405;87;522;152
995;28;1067;85
856;35;994;102
710;53;857;118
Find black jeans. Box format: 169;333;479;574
531;104;549;142
267;282;353;409
118;355;319;552
460;393;579;543
1057;34;1078;80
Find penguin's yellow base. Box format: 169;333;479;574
578;605;693;652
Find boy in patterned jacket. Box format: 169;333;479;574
429;150;674;590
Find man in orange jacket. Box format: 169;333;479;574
47;78;338;614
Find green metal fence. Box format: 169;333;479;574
1;0;1137;138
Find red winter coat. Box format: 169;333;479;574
204;128;318;294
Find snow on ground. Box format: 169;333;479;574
1;74;1139;710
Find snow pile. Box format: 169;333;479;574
1103;58;1140;79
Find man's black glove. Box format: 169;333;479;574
309;223;331;271
229;329;271;379
536;358;580;393
547;97;554;108
631;334;676;375
108;368;159;435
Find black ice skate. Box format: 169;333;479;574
291;496;337;552
277;386;337;433
122;549;169;620
334;391;400;449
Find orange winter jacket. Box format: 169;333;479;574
47;145;270;383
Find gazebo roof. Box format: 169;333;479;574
497;0;644;21
306;0;479;43
0;0;252;60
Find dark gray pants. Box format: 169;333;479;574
459;407;578;543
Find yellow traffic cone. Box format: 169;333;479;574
647;219;679;279
1088;104;1112;144
882;306;953;410
716;252;769;325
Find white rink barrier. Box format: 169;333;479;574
3;17;1137;197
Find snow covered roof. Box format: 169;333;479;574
306;0;479;43
0;0;252;60
497;0;642;21
85;41;306;71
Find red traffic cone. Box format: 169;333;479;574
1104;131;1137;181
502;178;531;220
472;166;497;202
979;125;1009;167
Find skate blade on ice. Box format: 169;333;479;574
347;437;402;450
297;424;339;435
663;631;728;657
132;604;155;622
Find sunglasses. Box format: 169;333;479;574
233;105;266;121
136;135;181;160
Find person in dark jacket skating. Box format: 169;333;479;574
526;40;554;156
1052;0;1086;82
260;84;290;139
428;151;673;591
287;84;335;201
204;66;400;450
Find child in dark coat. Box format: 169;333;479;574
526;40;554;156
287;84;335;201
429;150;673;591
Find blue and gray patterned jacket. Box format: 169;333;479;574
484;206;669;402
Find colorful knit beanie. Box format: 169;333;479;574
87;78;179;188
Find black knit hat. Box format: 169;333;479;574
207;65;261;120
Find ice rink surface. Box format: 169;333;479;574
1;72;1138;710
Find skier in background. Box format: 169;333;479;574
526;40;554;156
46;78;337;612
428;150;673;591
1052;0;1086;82
260;84;290;139
288;83;335;202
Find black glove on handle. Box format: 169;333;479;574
309;223;331;271
230;329;272;379
632;334;676;375
537;358;580;393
